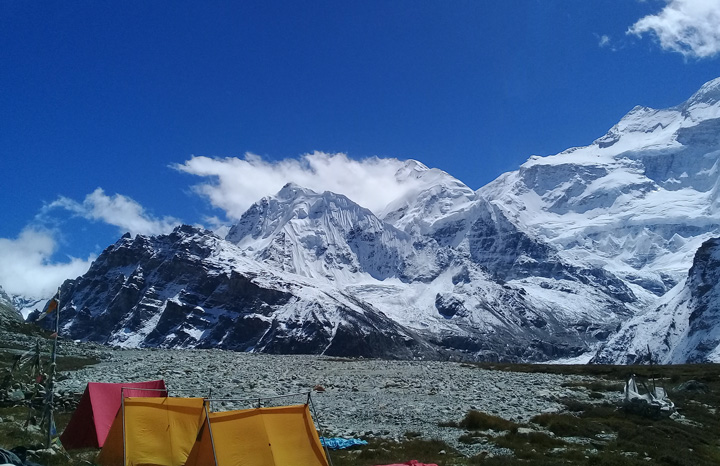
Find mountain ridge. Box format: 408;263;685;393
23;77;720;363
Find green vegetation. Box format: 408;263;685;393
327;437;463;466
459;410;518;432
0;343;99;465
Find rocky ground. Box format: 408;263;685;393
55;346;618;456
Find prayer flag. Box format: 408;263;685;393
38;292;59;320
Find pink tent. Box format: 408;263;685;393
60;379;167;450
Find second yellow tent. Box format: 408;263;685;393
185;404;329;466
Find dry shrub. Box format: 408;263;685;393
460;410;517;432
531;412;605;438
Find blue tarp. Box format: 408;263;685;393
320;437;369;449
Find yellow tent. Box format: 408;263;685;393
185;404;329;466
97;397;206;466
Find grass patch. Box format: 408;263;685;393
562;380;624;393
494;430;567;460
438;419;458;427
0;405;89;466
532;412;607;438
560;398;590;412
0;341;100;465
328;437;464;466
460;410;518;432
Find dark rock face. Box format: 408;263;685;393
33;225;442;360
435;293;468;319
465;201;554;277
683;237;720;362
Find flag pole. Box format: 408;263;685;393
46;287;60;448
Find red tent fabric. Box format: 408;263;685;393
60;379;167;450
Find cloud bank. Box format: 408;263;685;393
629;0;720;58
175;152;428;220
0;228;94;299
0;188;180;299
47;188;179;236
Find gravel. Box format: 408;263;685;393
56;347;614;456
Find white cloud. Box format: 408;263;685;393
0;228;94;299
174;151;427;220
598;34;611;48
628;0;720;58
1;188;178;300
47;188;179;236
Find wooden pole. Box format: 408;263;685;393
46;288;60;448
647;344;656;395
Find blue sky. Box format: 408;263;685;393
2;0;720;298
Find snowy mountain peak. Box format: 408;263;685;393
582;77;720;153
593;236;720;364
276;182;317;201
685;76;720;108
225;182;413;282
381;161;476;235
226;184;373;244
392;159;430;181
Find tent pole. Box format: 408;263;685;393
204;401;219;466
206;391;311;404
121;388;127;466
308;392;334;466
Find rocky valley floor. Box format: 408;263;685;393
57;347;604;456
2;332;720;465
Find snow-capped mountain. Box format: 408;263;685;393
33;77;720;363
479;80;720;303
225;182;438;283
40;186;635;361
223;181;636;360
